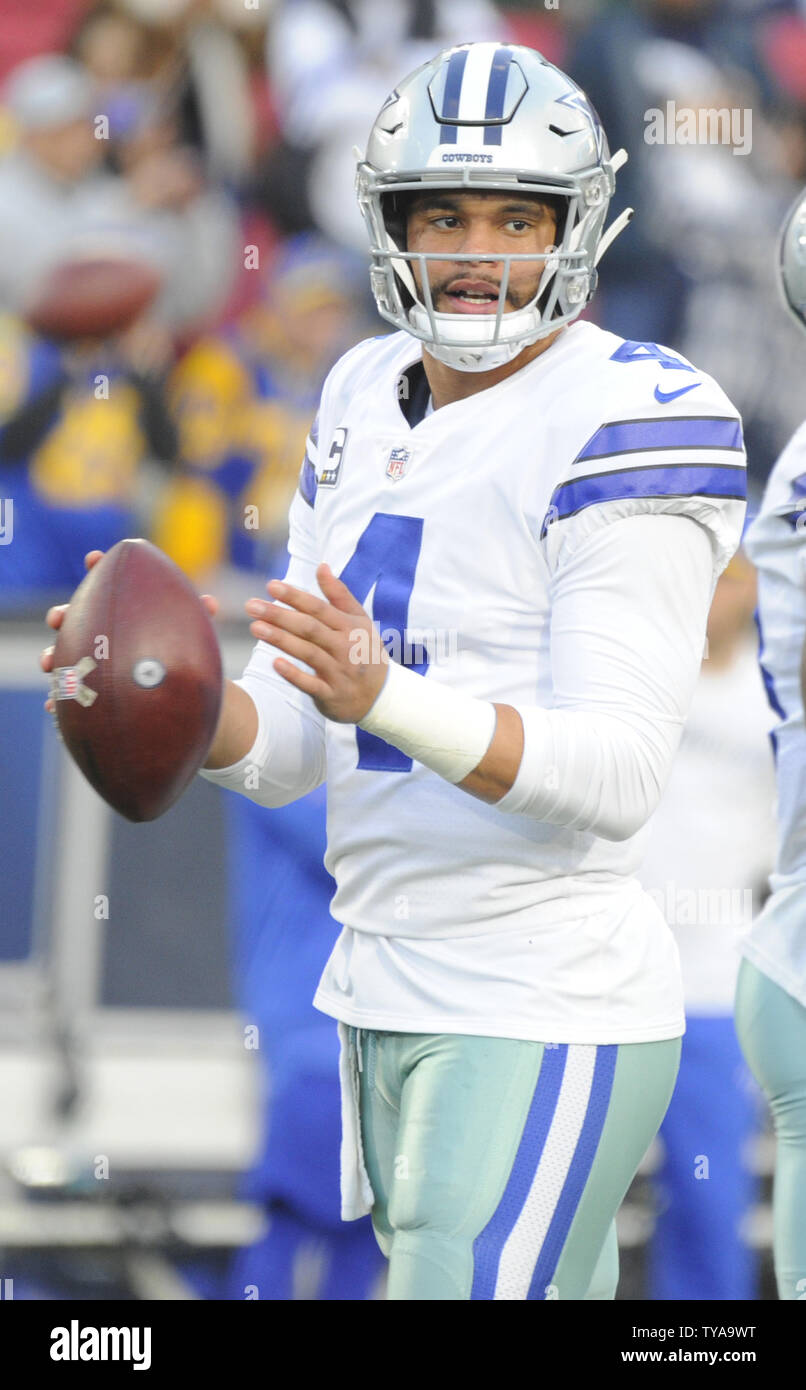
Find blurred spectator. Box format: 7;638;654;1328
71;0;269;187
0;55;125;312
153;234;373;589
261;0;509;248
567;1;806;495
0;52;241;334
639;549;777;1301
0;315;176;605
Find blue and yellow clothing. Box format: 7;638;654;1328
0;313;171;603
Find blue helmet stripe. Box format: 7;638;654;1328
439;48;469;144
483;46;514;146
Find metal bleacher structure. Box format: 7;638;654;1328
0;616;778;1300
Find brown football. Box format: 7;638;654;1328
23;256;162;342
50;539;223;822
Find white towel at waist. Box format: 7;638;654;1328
337;1021;375;1221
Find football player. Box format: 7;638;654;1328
735;185;806;1302
44;44;747;1300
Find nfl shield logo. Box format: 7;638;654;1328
386;446;410;482
60;669;78;699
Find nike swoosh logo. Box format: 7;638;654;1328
654;383;701;404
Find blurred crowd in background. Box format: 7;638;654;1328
1;0;806;1301
1;0;806;608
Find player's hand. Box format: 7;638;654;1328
41;550;105;710
246;563;388;723
41;549;219;712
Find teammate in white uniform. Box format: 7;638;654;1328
43;44;747;1300
736;186;806;1298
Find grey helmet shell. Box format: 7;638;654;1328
780;187;806;335
356;42;632;371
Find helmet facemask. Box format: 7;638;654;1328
358;166;618;372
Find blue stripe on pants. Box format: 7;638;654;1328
470;1044;567;1300
528;1045;618;1299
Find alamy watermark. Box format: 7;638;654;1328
647;882;754;927
349;627;458;667
644;101;752;156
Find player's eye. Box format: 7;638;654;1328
505;219;532;232
431;215;462;229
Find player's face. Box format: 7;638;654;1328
405;192;557;315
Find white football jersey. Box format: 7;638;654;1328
227;320;746;1042
741;420;806;1009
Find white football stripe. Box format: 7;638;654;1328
457;42;498;125
494;1043;598;1300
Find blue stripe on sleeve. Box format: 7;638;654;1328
527;1046;618;1301
298;455;316;508
470;1044;567;1301
540;462;746;538
483;47;513;146
439;48;468;144
576;416;743;462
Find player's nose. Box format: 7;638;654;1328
456;221;498;263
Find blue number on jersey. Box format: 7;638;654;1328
609;340;696;373
339;512;429;772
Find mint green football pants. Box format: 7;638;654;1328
350;1028;681;1300
735;956;806;1301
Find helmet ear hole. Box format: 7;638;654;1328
382;191;416;310
382;191;410;249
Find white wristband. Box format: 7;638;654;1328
357;660;497;783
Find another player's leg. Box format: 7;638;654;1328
735;957;806;1300
357;1030;680;1300
647;1017;760;1300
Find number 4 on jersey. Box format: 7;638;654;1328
610;340;696;373
339;512;428;772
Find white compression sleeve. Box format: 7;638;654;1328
198;654;327;809
496;512;716;840
199;496;327;808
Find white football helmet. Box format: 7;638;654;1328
779;186;806;335
356;42;632;372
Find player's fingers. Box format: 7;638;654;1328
265;579;343;629
200;593;218;618
85;550;104;569
316;563;366;617
45;604;67;630
272;656;330;702
246;599;340;655
249;619;337;675
40;646;55;672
